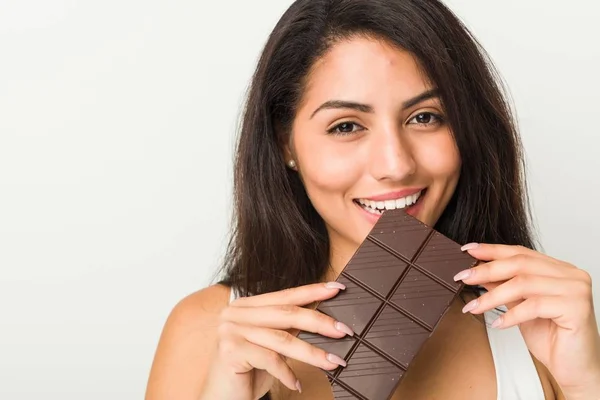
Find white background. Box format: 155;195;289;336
0;1;598;398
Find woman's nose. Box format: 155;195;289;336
367;127;417;182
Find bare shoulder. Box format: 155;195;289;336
145;283;231;400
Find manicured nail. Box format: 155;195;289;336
462;299;478;313
334;321;354;336
461;243;479;251
453;269;472;282
295;380;302;393
327;353;347;367
325;282;346;290
491;316;503;328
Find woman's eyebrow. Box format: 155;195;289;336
310;88;440;119
401;88;440;110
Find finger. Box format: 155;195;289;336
461;243;546;262
454;254;569;285
238;324;347;371
232;339;300;392
232;282;346;308
222;304;353;338
488;296;573;329
462;275;578;314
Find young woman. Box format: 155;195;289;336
145;1;600;399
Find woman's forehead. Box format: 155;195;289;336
298;37;435;116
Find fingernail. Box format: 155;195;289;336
461;243;479;251
325;282;346;290
491;316;503;328
295;380;302;393
453;269;472;281
462;299;478;313
327;353;347;367
334;321;354;336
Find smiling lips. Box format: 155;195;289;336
355;190;423;214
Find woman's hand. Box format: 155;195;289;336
454;243;600;400
200;282;353;400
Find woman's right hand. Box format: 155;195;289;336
199;282;353;400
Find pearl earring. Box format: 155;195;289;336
287;160;296;169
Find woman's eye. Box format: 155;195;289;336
408;112;444;126
327;122;364;136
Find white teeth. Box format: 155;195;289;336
357;190;422;212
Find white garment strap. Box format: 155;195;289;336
484;307;546;400
229;287;237;303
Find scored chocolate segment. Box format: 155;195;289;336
318;275;382;336
309;208;477;400
364;305;430;368
415;231;475;290
332;383;359;399
344;239;409;297
370;211;430;261
336;344;404;400
390;269;455;329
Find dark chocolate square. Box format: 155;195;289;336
344;239;409;297
332;383;359;399
336;344;404;400
370;211;430;261
415;231;474;290
390;268;455;329
318;275;382;336
364;305;430;368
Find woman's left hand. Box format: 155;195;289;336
453;243;600;399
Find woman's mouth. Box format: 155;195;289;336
353;189;424;215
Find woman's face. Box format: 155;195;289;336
286;37;461;260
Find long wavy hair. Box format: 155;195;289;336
219;0;535;297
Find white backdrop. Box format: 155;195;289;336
0;1;598;398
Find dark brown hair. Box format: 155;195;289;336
219;0;535;297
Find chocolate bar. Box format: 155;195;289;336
299;208;477;400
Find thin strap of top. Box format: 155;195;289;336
483;306;545;399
